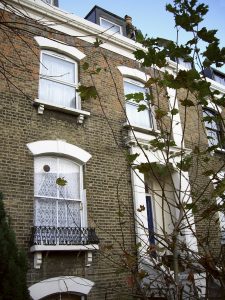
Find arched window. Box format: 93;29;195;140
39;50;78;109
34;156;82;228
27;140;100;251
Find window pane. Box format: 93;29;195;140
100;18;121;34
35;198;57;226
126;102;152;128
58;200;81;227
39;78;76;108
124;80;146;98
41;53;75;84
206;129;219;146
124;80;152;128
34;157;58;198
58;159;80;199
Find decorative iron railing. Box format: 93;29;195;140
31;226;99;246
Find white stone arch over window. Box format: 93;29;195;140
117;66;150;83
34;36;86;61
29;276;94;300
27;140;91;164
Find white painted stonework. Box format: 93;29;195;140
29;276;94;299
34;36;86;60
27;140;92;164
117;66;150;82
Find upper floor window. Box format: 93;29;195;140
39;50;78;109
203;108;224;149
100;17;122;34
124;78;153;129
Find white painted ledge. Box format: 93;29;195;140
29;276;94;299
34;99;90;123
30;244;99;252
30;245;99;269
123;122;158;135
117;66;150;82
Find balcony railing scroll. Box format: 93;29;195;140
31;226;99;246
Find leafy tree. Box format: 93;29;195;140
0;192;30;300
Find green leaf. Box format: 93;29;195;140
82;62;89;71
197;27;218;43
176;155;192;171
185;203;198;214
94;38;103;48
170;108;179;115
180;99;195;107
77;85;98;101
56;177;67;186
126;153;139;163
155;108;167;119
125;92;144;103
138;104;147;112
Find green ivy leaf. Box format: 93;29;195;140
94;38;103;48
180;99;195;107
138;104;147;112
170;108;179;115
185;203;198;214
56;177;67;186
77;85;98;101
82;62;89;71
126;153;139;163
197;27;218;43
155;108;167;119
176;155;193;171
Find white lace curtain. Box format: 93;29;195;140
34;156;81;227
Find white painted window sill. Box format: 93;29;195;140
34;99;90;123
123;122;159;135
30;244;99;252
31;244;99;269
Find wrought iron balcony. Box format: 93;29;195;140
31;226;99;246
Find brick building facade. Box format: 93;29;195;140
0;0;225;299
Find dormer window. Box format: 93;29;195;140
99;17;122;34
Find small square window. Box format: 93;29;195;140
99;17;122;34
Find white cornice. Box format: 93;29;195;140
4;0;144;60
206;77;225;94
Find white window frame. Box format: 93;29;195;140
212;172;225;244
124;77;153;129
203;108;224;149
39;50;79;109
99;17;122;34
34;156;85;228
